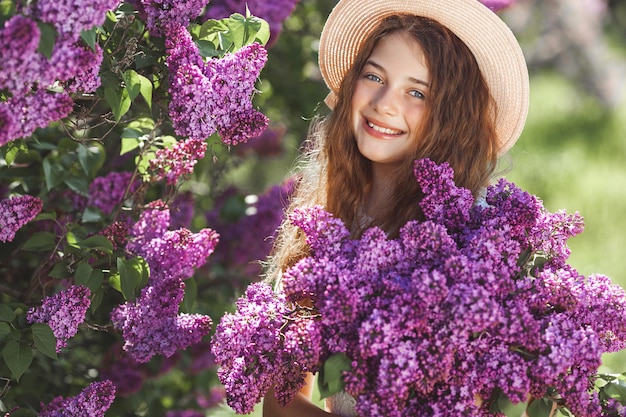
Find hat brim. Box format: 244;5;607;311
319;0;529;155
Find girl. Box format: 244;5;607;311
263;0;529;415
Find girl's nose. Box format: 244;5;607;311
372;87;399;116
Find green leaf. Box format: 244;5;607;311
526;398;555;417
118;257;147;301
121;136;141;155
77;143;105;177
0;0;17;21
77;235;114;254
48;261;70;279
197;19;229;39
108;273;122;293
0;322;10;342
2;340;33;381
42;157;67;191
195;39;222;58
122;70;153;109
80;26;98;51
122;69;142;101
224;13;270;50
22;232;56;252
74;262;93;285
2;140;27;166
318;352;351;400
104;86;131;121
603;380;626;400
36;22;57;59
33;212;57;222
31;323;58;360
64;175;89;195
81;206;103;223
75;263;104;293
120;117;154;155
0;304;16;322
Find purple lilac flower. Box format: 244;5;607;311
87;171;139;215
127;202;219;282
0;194;43;243
213;158;626;417
0;15;42;94
51;36;104;93
149;138;207;185
128;0;206;36
27;285;91;352
204;0;300;46
101;221;131;250
112;201;217;362
111;277;212;363
29;0;121;35
0;90;74;146
166;23;269;145
39;380;116;417
212;282;320;414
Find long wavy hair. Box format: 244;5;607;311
267;14;499;282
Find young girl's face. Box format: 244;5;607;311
351;32;430;167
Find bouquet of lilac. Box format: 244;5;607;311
212;158;626;416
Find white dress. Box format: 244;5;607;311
326;391;358;417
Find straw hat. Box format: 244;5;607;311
318;0;529;155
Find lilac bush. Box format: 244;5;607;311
213;158;626;416
0;0;284;413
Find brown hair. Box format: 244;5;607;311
267;14;499;281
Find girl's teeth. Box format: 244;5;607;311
367;121;401;135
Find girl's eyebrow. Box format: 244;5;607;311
365;59;430;88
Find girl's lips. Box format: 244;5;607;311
364;118;405;137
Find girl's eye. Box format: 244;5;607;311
409;90;425;100
365;73;382;83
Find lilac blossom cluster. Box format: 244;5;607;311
0;1;118;145
149;138;207;184
0;194;43;243
206;180;294;279
165;23;269;145
204;0;300;45
87;171;140;215
27;285;92;352
213;158;626;416
111;200;218;362
127;0;206;36
39;380;116;417
211;282;321;414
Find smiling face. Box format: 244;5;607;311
350;32;430;168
